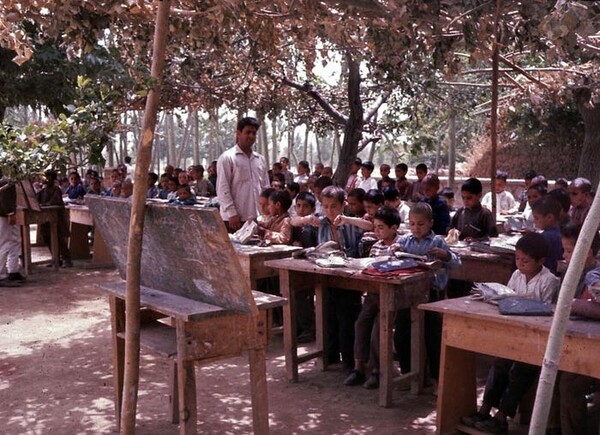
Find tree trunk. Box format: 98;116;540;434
330;129;341;167
287;123;296;165
303;127;309;161
259;114;269;166
315;134;323;166
333;53;363;187
448;111;456;188
575;87;600;187
271;116;278;164
166;112;176;166
530;182;600;434
121;2;171;433
0;105;6;122
490;0;501;220
192;110;200;165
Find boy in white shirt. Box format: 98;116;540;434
482;170;517;214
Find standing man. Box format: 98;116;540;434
0;167;23;286
217;117;270;232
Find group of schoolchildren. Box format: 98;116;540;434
248;160;599;435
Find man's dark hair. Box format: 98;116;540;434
237;117;260;131
531;195;561;219
461;178;483;195
374;206;401;227
148;172;159;183
192;164;204;175
296;191;316;208
298;160;310;171
364;189;384;205
269;190;292;211
562;222;600;256
347;188;366;202
515;232;550;261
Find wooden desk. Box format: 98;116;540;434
264;258;431;407
449;247;514;284
420;297;600;434
15;206;60;273
102;282;285;434
67;204;114;267
234;244;301;290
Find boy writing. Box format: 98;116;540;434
462;232;560;433
451;178;498;241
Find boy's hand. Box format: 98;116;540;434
333;215;346;226
307;215;322;227
427;247;450;261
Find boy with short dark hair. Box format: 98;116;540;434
377;164;394;191
463;232;559;433
169;184;197;206
421;173;450;236
383;186;410;223
568;177;593;226
358;161;378;192
531;196;563;275
482;170;517;214
312;176;334;216
394;163;412;201
294;160;311;184
451;178;497;241
410;163;428;202
257;190;293;244
345;188;366;217
345;158;363;193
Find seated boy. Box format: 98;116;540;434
377;164;394;190
345;188;366;217
568;177;593;226
382;186;410;223
556;223;600;435
531;196;563;274
410;163;428;203
522;182;547;225
394;163;412;201
291;186;364;374
462;232;560;433
291;192;318;248
358;161;378;192
393;203;460;389
285;181;300;218
451;178;498;242
257;188;275;222
482;170;517;214
312;176;334;216
257;190;293;245
146;172;159;198
421;174;450;236
168;184;197;206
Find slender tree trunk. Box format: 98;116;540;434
490;0;501;220
121;2;171;433
575;87;600;187
448;111;456;189
530;182;600;434
166;112;176;166
287;124;296;165
334;53;363;187
0;106;6;122
315;134;323;166
271;116;278;164
303;127;309;161
192;110;200;165
330;130;340;167
259;114;269;166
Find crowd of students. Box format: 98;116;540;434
238;159;599;435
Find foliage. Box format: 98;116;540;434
0;76;121;178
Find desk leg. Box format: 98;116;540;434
436;316;477;434
50;221;59;270
410;305;425;395
248;346;270;434
92;227;113;266
315;277;328;371
379;284;395;408
279;269;299;382
21;224;32;276
109;296;125;431
176;319;197;435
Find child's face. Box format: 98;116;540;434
312;186;323;202
384;197;401;209
416;169;427;181
461;191;481;209
69;175;78;186
178;172;189;185
527;189;543;206
258;196;270;216
297;164;307;175
422;182;439;200
515;249;544;278
532;211;555;230
495;179;507;193
351;163;361;173
271;181;283;190
268;198;282;216
346;196;365;216
409;213;433;239
178;188;191;200
295;199;314;217
321;196;343;222
285;187;297;199
160;176;169;189
380;165;390;178
167;180;177;192
373;218;398;243
569;187;586;207
360;167;372;179
395;168;406;179
561;237;576;264
364;201;380;218
272;165;281;174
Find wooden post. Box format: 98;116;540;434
529;181;600;434
121;1;171;433
489;0;501;221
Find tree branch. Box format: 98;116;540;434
498;55;550;90
364;89;390;123
280;75;348;125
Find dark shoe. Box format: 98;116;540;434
62;259;73;268
461;411;492;427
474;416;508;433
8;272;26;282
343;369;366;386
363;373;379;390
46;260;63;267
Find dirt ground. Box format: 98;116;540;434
1;249;442;435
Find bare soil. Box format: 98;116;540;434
0;250;439;435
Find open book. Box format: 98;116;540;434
470;282;515;304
